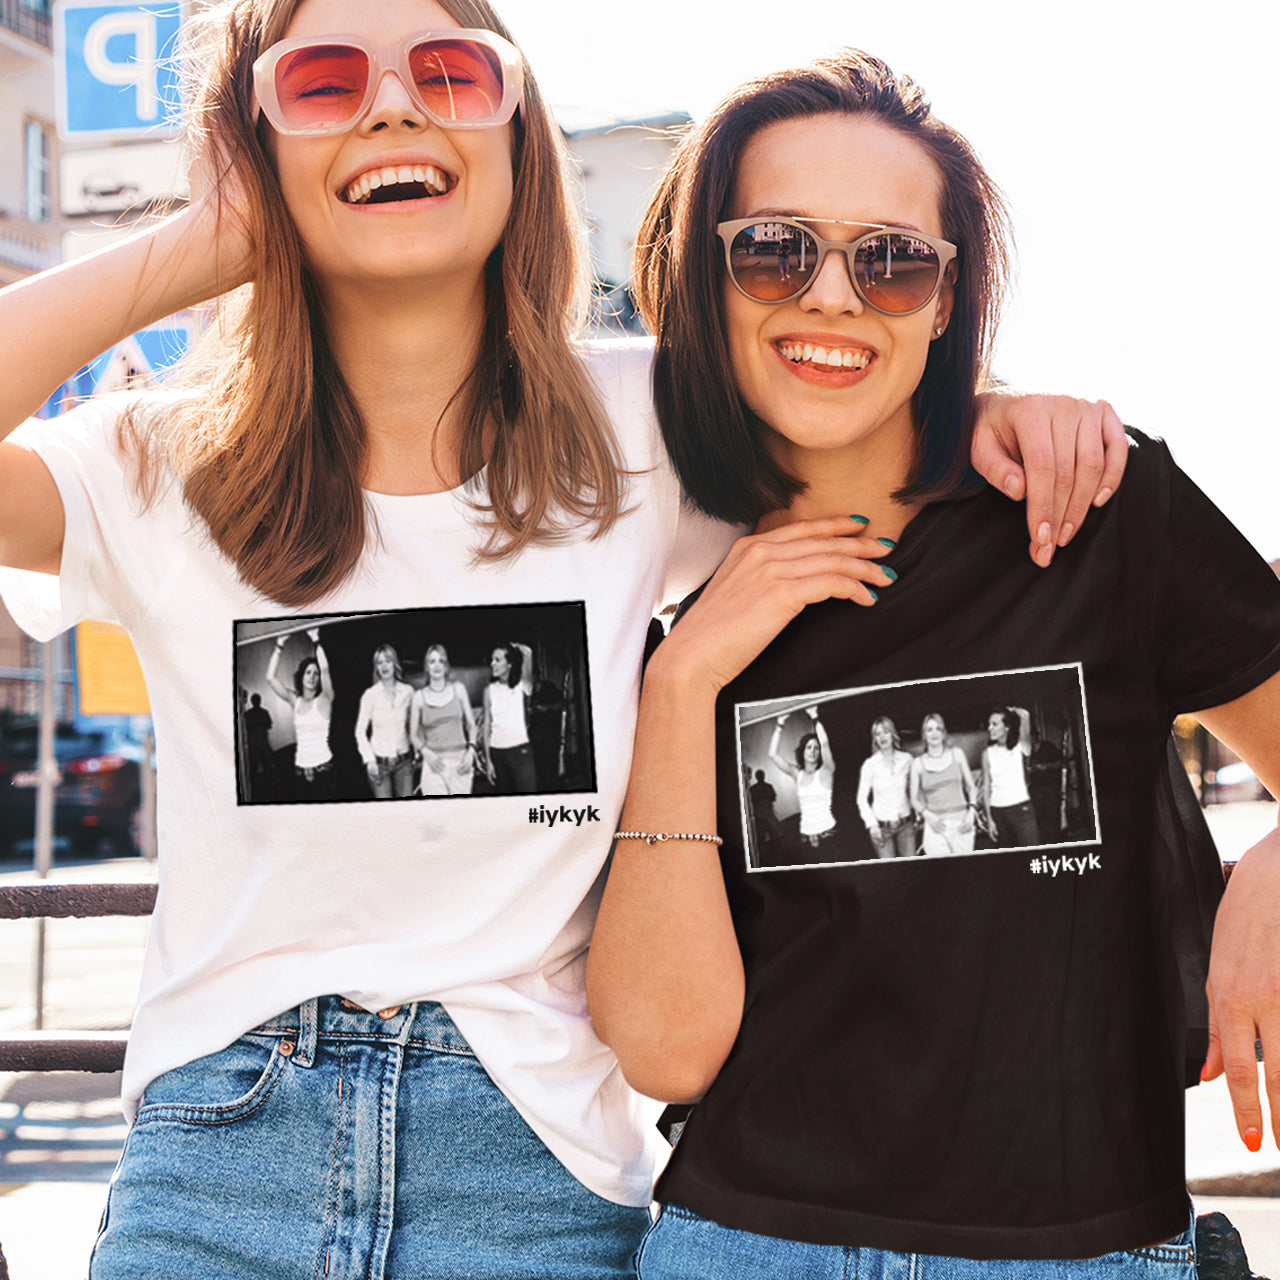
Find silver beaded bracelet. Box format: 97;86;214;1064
614;830;723;847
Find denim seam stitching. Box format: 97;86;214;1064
257;1028;473;1056
134;1042;287;1126
313;1042;347;1280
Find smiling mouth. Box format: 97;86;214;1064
342;164;453;205
777;341;874;371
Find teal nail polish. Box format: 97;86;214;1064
881;567;898;583
867;588;879;603
850;514;870;524
876;537;897;549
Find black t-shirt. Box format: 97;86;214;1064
656;432;1280;1259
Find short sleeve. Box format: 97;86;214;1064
577;336;740;611
0;395;159;641
1143;434;1280;711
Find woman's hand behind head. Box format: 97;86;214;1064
184;132;258;298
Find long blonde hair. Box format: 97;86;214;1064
124;0;625;607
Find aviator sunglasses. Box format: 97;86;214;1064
252;29;524;135
717;217;957;316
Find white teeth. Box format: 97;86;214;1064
343;164;450;205
777;341;873;371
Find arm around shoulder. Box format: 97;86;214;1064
1193;670;1280;1149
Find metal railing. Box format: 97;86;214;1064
0;0;51;49
0;866;1267;1280
0;882;156;1072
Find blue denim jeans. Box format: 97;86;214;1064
90;997;647;1279
636;1203;1197;1279
870;815;918;859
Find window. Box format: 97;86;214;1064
24;121;51;222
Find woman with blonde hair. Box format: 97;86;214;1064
856;715;915;858
910;711;979;857
355;642;416;797
0;0;1131;1270
413;643;478;795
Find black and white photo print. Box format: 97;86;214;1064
233;603;595;804
736;664;1098;871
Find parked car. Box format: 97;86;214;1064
0;723;145;857
80;171;140;212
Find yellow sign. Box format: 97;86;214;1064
75;621;151;715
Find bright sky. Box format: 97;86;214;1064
499;0;1279;558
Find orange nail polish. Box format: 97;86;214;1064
1244;1128;1263;1153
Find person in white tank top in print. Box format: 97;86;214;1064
768;705;837;858
910;712;979;856
981;706;1040;849
412;644;478;797
265;627;334;801
482;642;537;794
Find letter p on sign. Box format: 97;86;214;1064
55;2;185;142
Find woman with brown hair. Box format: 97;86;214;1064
0;1;683;1271
766;705;836;856
0;0;1130;1273
588;47;1280;1278
265;625;336;799
481;640;536;793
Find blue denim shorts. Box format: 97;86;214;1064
90;996;647;1279
636;1203;1197;1279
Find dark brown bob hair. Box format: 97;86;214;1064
634;49;1011;525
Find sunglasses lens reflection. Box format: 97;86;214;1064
728;223;818;301
730;224;943;313
853;234;942;314
409;39;506;121
275;44;371;130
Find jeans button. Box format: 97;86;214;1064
377;1006;401;1020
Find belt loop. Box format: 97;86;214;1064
294;997;319;1068
394;1002;418;1047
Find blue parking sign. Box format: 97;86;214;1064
55;1;184;142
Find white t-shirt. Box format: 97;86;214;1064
0;338;736;1206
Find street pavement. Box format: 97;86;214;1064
0;804;1278;1279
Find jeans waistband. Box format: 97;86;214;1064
254;995;472;1068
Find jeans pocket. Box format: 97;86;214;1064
134;1033;288;1127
